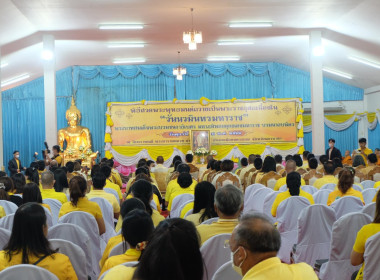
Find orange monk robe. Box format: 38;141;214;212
342;156;353;165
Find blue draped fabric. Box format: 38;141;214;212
304;132;313;152
369;123;380;151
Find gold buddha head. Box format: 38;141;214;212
66;97;81;127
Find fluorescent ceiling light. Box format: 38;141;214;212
217;41;254;46
1;74;30;87
99;24;144;30
0;62;8;68
113;58;146;64
229;22;273;28
323;68;352;80
207;56;240;61
41;50;54;60
348;56;380;69
108;43;145;48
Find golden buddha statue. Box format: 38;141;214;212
58;97;97;167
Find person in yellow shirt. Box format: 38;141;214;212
197;184;243;245
0;177;15;197
272;172;314;217
356;138;373;166
183;181;217;225
100;209;154;276
351;190;380;280
239;154;256;182
45;145;63;167
165;164;196;206
327;168;364;206
0;203;77;280
313;161;339;189
22;183;51;212
254;156;276;184
302;151;310;169
229;212;318;279
167;173;194;212
40;171;68;205
375;148;380;166
59;176;106;235
274;160;306;191
101;165;123;204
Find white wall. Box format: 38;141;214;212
365;86;380;112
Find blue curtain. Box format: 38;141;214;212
369;123;380;151
304;132;313;152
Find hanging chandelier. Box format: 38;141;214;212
173;51;186;80
183;8;202;50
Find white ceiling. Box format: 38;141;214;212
1;0;380;91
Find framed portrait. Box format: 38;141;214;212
191;130;211;151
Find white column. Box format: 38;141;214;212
0;48;4;169
309;31;325;155
43;35;58;148
360;94;368;140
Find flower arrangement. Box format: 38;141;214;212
78;145;85;152
194;147;209;156
186;150;194;155
80;153;86;160
86;148;93;156
210;150;217;156
66;148;75;156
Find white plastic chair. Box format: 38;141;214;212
361;180;375;189
0;264;59;280
320;183;336;191
200;217;219;225
42;198;62;225
170;193;194;218
0;200;18;215
362;202;376;219
43;207;53;228
330;196;364;219
0;214;14;231
0;227;11;249
150;200;157;210
279;185;288;192
362;189;377;205
89;197;116;242
319;213;372;280
373;173;380;182
48;223;94;280
171;199;194;218
104;188;120;204
50;239;88;280
200;233;232;280
276;196;310;263
301;185;319;195
293;204;336;266
109;241;128;257
363;231;380;280
211;261;241;280
262;191;280;224
244;184;265;202
244;187;273;213
352;184;363;192
313;189;333;204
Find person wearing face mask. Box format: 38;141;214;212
8;150;26;176
326;138;342;161
228;213;318;279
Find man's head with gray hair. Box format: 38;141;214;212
214;184;243;218
50;160;58;168
41;171;55;188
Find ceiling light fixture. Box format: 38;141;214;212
1;73;30;88
348;56;380;69
173;51;186;80
207;56;240;62
229;22;273;28
99;24;144;30
312;45;325;56
41;50;54;60
107;43;145;48
0;62;8;68
113;58;146;64
323;68;352;80
183;8;202;50
217;41;254;46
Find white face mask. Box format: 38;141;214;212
329;143;333;148
231;247;246;276
15;155;20;159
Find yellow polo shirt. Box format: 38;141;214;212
358;147;373;166
41;188;68;205
100;248;140;276
58;197;103;220
185;209;207;226
242;257;317;280
271;190;314;217
100;234;123;268
352;223;380;280
180;202;194;218
165;179;197;201
274;176;306;191
111;169;123;188
86;189;120;214
105;179;123;200
103;265;136;280
0;206;5;218
167;187;195;211
327;188;364;206
0;251;78;280
196;219;238;245
374;181;380;189
313;175;338;190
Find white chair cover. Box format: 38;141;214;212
330;196;363;219
104;188;119;204
309;177;318;186
279;185;288;192
319;213;372;280
89;197;116;242
362;189;377;205
244;184;265;202
200;217;219;225
301;185;319;195
321;183;336;191
267;178;279;190
352;184;363;192
0;214;14;231
171;199;193;219
98;261;139;280
150;200;157;210
200;233;232;280
0;228;11;250
49;239;87;280
294;204;336;266
211;261;242;280
363;231;380;280
373;173;380;182
313;189;333;204
244;187;273;213
42;199;62;225
48;223;94;280
0;201;18;215
109;241;128;257
58;211;105;278
276;196;310;263
170;194;194;218
262;191;280;224
184;209;193;218
362;202;376;219
361;180;375;189
43;207;53;228
0;264;58;280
